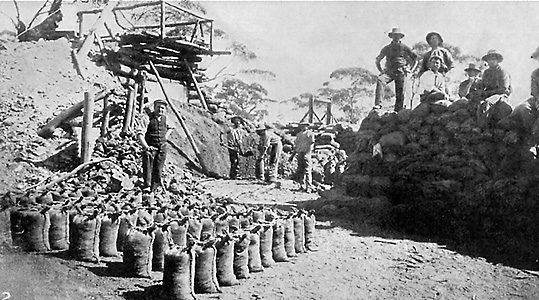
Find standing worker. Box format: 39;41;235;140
374;27;418;112
255;124;283;183
224;115;247;179
289;122;316;193
136;99;175;193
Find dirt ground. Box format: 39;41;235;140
1;178;539;300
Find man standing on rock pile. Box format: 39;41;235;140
135;99;175;193
289;122;317;193
374;27;418;112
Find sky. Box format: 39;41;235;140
2;1;539;113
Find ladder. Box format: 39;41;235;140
184;59;209;111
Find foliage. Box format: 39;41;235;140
314;67;392;123
213;77;271;121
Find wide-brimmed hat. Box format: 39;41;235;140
464;63;481;73
153;99;168;106
482;50;504;62
426;32;444;45
299;121;310;126
531;46;539;59
230;115;244;122
388;28;405;38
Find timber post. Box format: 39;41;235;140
122;86;136;134
100;94;110;137
81;91;95;163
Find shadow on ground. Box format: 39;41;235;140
294;186;539;271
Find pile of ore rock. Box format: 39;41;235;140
339;99;539;265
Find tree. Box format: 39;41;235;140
213;77;272;121
314;67;392;123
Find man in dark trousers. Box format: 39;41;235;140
136;99;174;193
375;27;418;112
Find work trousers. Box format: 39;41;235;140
297;152;313;190
142;144;167;191
256;142;282;182
374;70;406;112
229;149;240;179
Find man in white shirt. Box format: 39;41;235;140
418;55;449;103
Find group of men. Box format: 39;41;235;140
374;27;516;127
225;117;318;193
133;97;318;194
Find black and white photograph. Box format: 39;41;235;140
1;1;539;299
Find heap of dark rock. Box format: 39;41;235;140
340;100;539;267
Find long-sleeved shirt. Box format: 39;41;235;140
294;130;316;153
418;70;447;95
458;77;482;98
531;68;539;99
376;40;417;74
478;65;512;97
420;48;454;74
259;131;282;153
227;127;244;152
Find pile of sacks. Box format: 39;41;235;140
0;191;317;299
338;100;539;262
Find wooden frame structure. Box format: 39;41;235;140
300;95;335;125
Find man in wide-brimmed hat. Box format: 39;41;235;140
458;62;483;101
473;50;513;128
136;99;175;193
374;27;418;112
255;123;282;183
419;32;454;75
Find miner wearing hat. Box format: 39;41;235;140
136;99;175;192
375;27;418;112
255;123;283;183
289;122;317;193
474;50;513;127
419;32;454;75
223;115;248;179
458;62;483;100
417;55;449;103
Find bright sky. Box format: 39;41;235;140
2;1;539;107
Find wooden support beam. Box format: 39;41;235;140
131;19;212;30
122;86;136;134
184;58;208;111
308;95;315;124
77;2;161;16
160;0;165;40
139;71;147;113
130;82;139;128
100;94;110;137
326;102;332;125
81;92;95;163
148;60;208;175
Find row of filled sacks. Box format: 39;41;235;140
1;203;316;267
